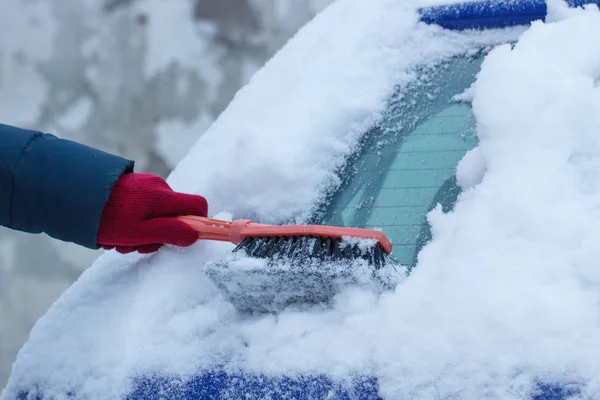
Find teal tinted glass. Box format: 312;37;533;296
320;54;485;270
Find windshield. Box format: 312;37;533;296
320;54;485;269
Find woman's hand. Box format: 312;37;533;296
97;173;208;254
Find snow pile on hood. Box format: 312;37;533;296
11;0;600;399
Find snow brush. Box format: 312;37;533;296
176;216;402;313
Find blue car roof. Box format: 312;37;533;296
419;0;600;30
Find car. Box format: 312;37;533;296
4;1;600;399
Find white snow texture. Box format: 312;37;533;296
5;0;600;399
0;0;332;391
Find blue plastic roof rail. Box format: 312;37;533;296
419;0;600;30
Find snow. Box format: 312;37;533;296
8;0;600;399
205;245;401;313
0;0;337;392
167;0;517;225
0;0;336;391
456;147;487;190
340;236;380;252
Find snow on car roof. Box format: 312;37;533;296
7;0;600;399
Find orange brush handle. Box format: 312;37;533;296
176;215;393;255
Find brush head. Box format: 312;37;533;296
204;235;404;313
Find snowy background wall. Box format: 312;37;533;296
0;0;332;390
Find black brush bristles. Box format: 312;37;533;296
205;235;403;313
232;235;393;270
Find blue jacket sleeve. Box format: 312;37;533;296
0;123;134;249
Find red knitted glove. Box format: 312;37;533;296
97;173;208;254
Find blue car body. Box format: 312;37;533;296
10;1;600;399
419;0;599;30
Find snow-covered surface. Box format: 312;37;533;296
167;0;517;224
0;0;332;390
7;0;600;399
204;238;401;313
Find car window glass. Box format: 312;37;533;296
320;54;485;269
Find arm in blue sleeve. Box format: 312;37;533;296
0;123;134;249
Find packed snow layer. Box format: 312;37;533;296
167;0;517;224
11;0;600;399
0;0;334;391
